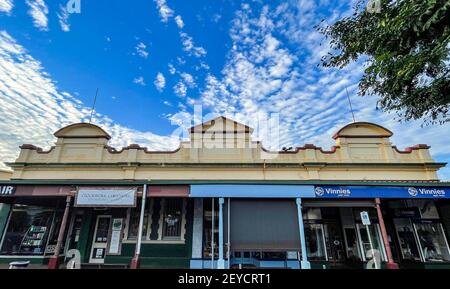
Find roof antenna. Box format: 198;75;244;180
89;88;99;123
346;87;356;123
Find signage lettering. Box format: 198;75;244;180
314;185;449;199
75;189;136;207
0;185;16;195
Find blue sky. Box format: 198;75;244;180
0;0;449;179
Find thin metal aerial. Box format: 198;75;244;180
346;87;356;123
89;88;99;123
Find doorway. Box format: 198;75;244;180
89;215;111;264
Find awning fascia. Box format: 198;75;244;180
190;184;315;198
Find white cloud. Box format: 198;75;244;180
169;2;450;179
135;42;149;58
173;81;187;97
57;5;70;32
180;72;195;88
133;76;146;86
175;15;184;29
154;0;173;23
0;0;13;14
168;63;176;74
179;32;206;57
0;31;180;170
154;72;166;92
26;0;48;31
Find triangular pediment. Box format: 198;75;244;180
189;116;253;133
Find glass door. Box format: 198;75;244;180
324;222;345;264
89;215;111;264
356;224;387;263
393;218;421;261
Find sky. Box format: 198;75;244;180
0;0;449;180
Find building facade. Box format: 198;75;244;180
0;117;449;269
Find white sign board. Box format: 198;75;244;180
75;189;136;207
108;218;124;255
360;211;371;225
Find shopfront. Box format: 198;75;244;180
0;185;71;266
0;184;194;268
188;184;450;269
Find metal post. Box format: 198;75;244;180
365;224;377;269
48;195;72;269
227;197;230;269
211;198;215;269
375;198;399;269
296;198;311;269
218;197;225;269
131;184;147;269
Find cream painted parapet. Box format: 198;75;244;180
0;169;12;180
7;118;446;181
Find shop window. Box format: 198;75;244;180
203;198;219;258
161;198;184;240
415;223;450;262
304;223;327;261
389;200;450;263
125;200;149;240
0;205;54;255
406;200;440;219
393;218;421;261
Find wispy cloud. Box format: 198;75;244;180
135;42;149;58
154;72;166;92
169;1;450;179
133;76;146;86
0;0;13;14
57;4;70;32
0;31;180;169
175;15;184;29
154;0;173;23
26;0;48;31
180;72;196;88
168;63;176;74
173;81;187;97
179;32;206;57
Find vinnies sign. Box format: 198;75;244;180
313;186;449;199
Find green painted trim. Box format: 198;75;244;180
0;179;449;186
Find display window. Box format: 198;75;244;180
161;198;183;240
0;205;55;255
125;200;149;240
125;198;186;242
415;223;450;262
389;200;450;263
203;198;219;259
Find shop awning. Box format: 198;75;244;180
0;185;72;197
147;185;189;197
190;184;315;198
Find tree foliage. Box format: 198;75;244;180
319;0;450;124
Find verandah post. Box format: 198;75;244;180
375;198;399;269
217;197;225;269
48;195;72;269
296;198;311;269
131;183;147;269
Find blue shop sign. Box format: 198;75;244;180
313;185;450;199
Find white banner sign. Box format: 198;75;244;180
75;189;136;207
